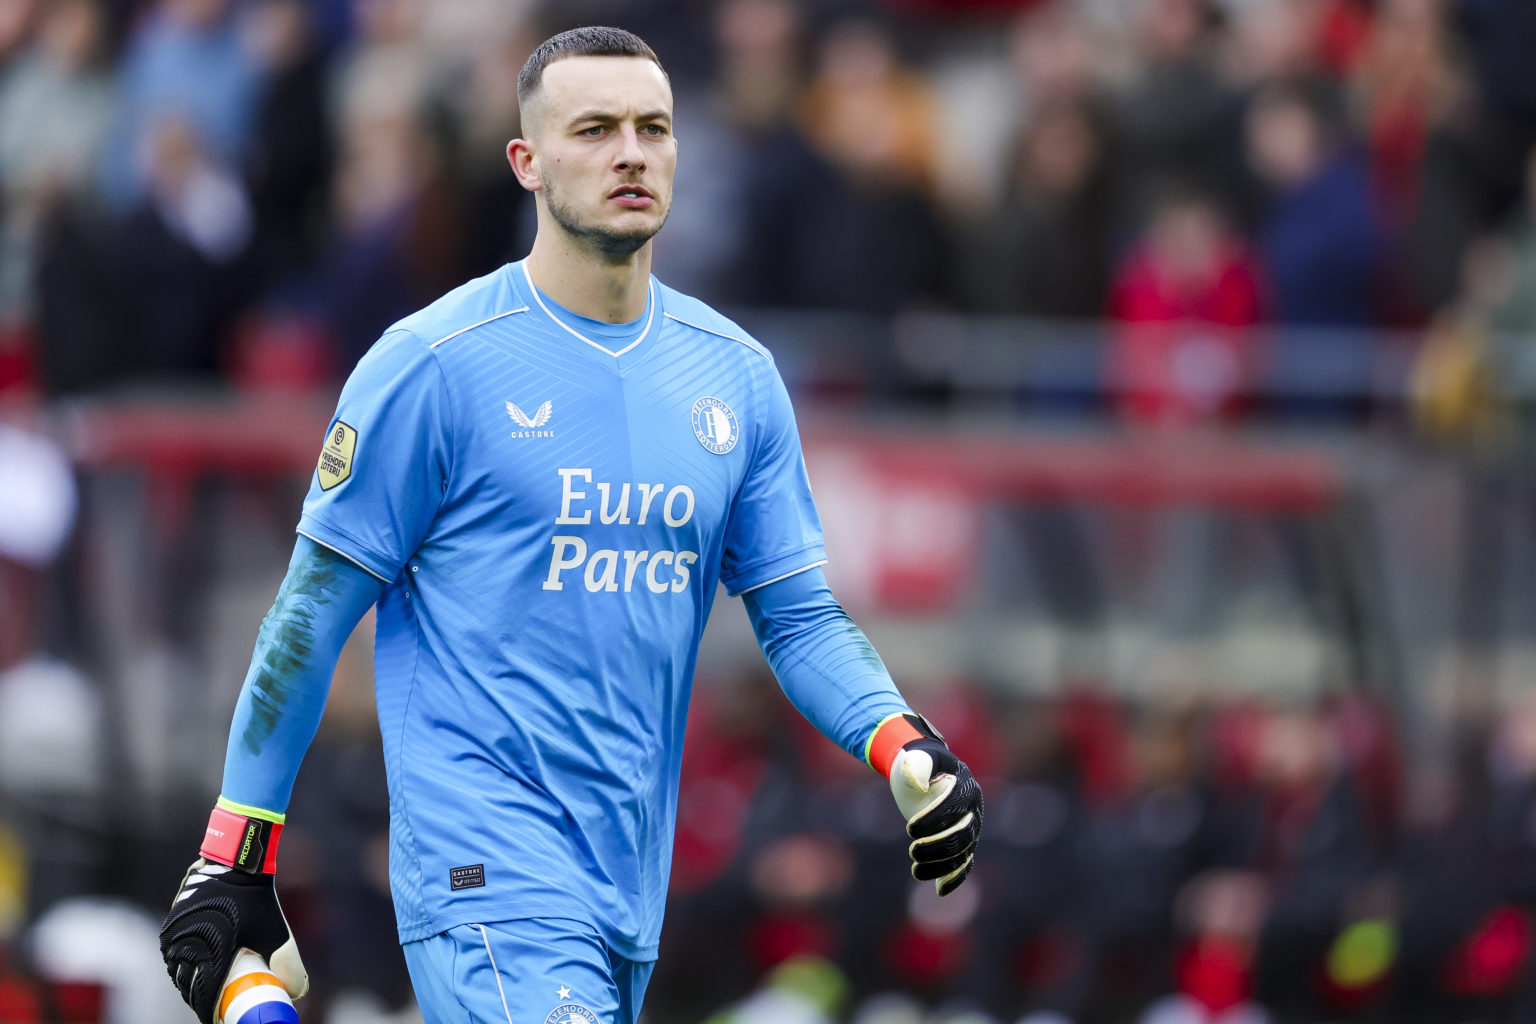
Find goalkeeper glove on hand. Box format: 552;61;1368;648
159;804;308;1024
868;712;984;896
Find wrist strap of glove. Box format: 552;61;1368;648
200;798;284;874
865;712;944;778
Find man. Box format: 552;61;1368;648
160;27;982;1024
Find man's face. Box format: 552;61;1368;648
523;56;676;257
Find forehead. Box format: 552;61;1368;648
537;56;672;121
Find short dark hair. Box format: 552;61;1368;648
517;26;665;110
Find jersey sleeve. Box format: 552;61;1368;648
296;329;453;582
742;565;910;760
719;363;826;595
221;536;385;814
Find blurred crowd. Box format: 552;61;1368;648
644;673;1536;1024
132;668;1536;1024
14;642;1536;1024
8;0;1536;1022
0;0;1534;425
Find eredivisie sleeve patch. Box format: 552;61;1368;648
317;422;357;490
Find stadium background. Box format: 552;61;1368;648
4;0;1536;1021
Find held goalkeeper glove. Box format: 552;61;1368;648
867;712;984;896
159;802;308;1024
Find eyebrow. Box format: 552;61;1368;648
567;108;673;126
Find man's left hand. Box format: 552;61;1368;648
869;713;984;896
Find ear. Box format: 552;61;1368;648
507;137;541;192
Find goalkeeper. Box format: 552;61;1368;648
160;25;982;1024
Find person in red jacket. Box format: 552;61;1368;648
1108;186;1265;428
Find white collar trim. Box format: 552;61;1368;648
521;262;655;358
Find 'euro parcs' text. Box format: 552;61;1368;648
542;468;699;594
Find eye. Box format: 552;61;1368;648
642;124;668;137
579;125;605;137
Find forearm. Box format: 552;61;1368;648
220;536;383;814
742;567;910;763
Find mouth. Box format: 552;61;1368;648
608;185;654;209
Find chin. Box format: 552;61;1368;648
550;199;668;257
586;225;660;258
604;235;658;257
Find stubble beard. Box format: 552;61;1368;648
544;176;667;259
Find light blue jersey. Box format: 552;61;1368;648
296;261;825;959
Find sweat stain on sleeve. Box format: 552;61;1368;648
240;548;348;756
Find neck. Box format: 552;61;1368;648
524;225;653;323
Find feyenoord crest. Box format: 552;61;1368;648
544;1003;599;1024
691;396;738;455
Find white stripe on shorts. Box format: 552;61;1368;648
474;924;515;1024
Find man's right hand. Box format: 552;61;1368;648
159;807;308;1024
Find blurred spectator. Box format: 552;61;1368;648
1219;0;1373;87
927;2;1104;221
1245;79;1382;327
0;0;122;394
0;0;37;66
31;204;129;394
0;0;113;324
695;0;821;306
1353;0;1463;224
1111;0;1247;235
415;0;530;64
797;19;938;198
117;113;254;379
329;0;434;145
320;86;454;368
1248;705;1382;1020
1364;0;1481;320
644;0;784;297
1108;187;1264;427
1008;2;1105;123
99;0;261;209
0;420;76;654
1036;702;1236;1021
0;420;110;1024
958;696;1081;1019
956;98;1111;318
1219;0;1323;91
27;900;184;1024
1411;146;1536;446
1456;0;1536;266
1487;145;1536;337
763;18;948;313
1384;702;1536;1023
702;956;847;1024
243;0;334;295
320;0;456;367
438;19;536;280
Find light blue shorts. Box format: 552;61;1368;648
402;918;655;1024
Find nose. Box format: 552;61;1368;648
614;126;646;173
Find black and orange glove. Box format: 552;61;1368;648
159;801;308;1023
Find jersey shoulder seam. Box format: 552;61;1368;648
663;311;772;361
427;306;531;349
426;341;458;505
375;327;462;512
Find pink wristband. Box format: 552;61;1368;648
201;806;283;874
